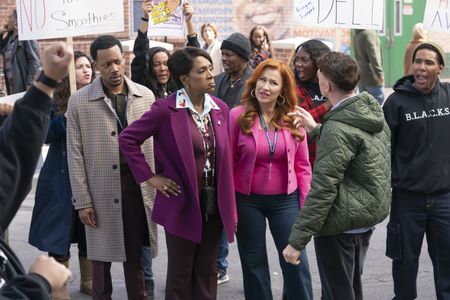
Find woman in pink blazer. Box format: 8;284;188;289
119;47;237;300
229;59;313;299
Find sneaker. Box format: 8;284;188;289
217;271;230;285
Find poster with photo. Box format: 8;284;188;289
148;0;186;37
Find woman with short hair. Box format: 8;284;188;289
119;47;237;300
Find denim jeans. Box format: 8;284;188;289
358;85;384;105
314;230;373;300
387;189;450;300
216;230;228;273
236;191;313;300
141;246;153;281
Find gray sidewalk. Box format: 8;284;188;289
10;193;436;299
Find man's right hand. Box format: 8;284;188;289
78;207;97;228
42;42;73;82
29;255;72;292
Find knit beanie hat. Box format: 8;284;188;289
221;33;251;61
412;42;446;66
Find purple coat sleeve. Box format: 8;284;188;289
119;101;162;183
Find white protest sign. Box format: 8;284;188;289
0;92;26;105
424;0;450;31
16;0;124;41
293;0;384;30
147;0;186;37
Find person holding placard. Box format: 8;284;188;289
0;9;41;95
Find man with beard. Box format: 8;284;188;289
66;35;156;299
214;32;253;285
383;42;450;300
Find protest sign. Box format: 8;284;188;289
0;92;26;105
424;0;450;31
293;0;384;30
147;0;186;37
16;0;124;40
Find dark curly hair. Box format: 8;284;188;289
54;51;94;114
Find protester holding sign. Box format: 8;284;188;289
0;9;41;95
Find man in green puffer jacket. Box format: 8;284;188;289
283;52;391;300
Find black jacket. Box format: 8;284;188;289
383;75;450;193
0;86;52;299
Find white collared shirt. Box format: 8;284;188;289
175;88;220;131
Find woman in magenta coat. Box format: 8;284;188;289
119;47;237;300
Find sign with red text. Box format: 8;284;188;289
293;0;384;30
16;0;124;40
424;0;450;31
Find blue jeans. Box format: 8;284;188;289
236;191;313;300
141;246;153;281
387;189;450;300
358;85;384;105
216;230;228;273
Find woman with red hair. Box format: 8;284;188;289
229;59;313;299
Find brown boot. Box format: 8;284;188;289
78;255;92;295
52;258;71;300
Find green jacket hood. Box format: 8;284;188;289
324;92;384;134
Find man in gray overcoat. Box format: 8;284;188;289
67;35;156;299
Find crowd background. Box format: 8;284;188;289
3;0;450;93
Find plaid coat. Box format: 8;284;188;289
66;76;157;261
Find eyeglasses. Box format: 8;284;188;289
294;56;311;66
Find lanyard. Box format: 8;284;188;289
259;113;278;179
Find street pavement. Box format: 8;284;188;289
7;87;437;299
9;192;436;299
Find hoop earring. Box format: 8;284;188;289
250;89;256;98
277;95;286;105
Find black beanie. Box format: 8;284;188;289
221;33;251;61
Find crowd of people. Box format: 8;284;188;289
1;2;450;300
